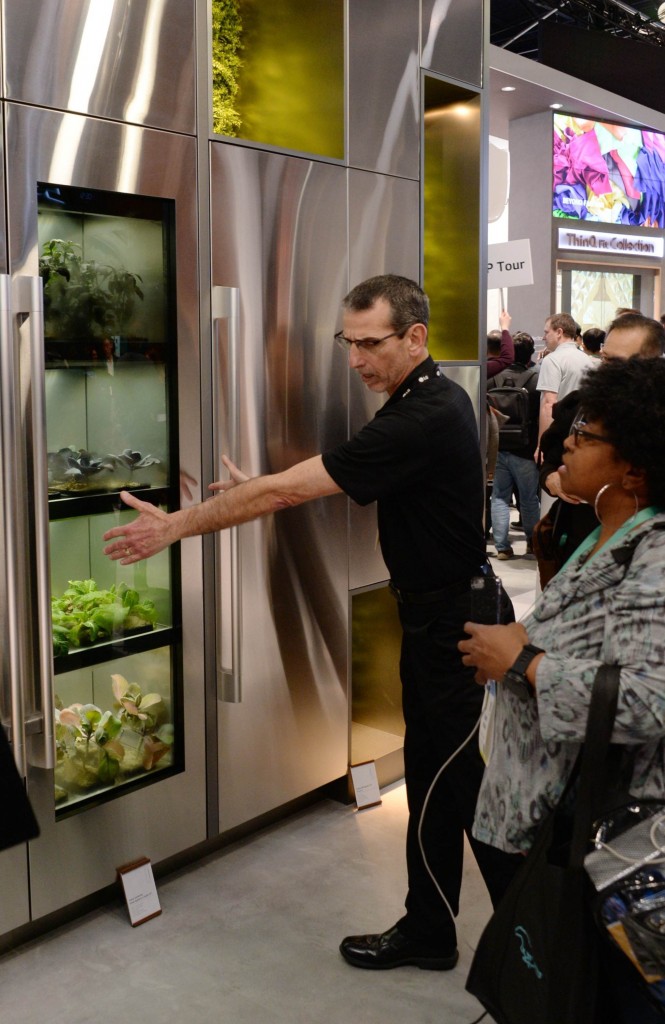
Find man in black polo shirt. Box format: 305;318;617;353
103;274;517;970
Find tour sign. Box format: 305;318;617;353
487;239;534;289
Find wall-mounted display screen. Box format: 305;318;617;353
553;113;665;229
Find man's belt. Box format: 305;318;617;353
389;578;472;605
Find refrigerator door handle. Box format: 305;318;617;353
211;286;242;703
13;275;55;769
0;275;27;774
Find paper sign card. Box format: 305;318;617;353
350;761;382;810
117;857;162;927
487;239;534;290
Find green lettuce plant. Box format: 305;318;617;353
51;579;157;657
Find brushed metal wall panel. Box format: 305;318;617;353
2;0;196;134
210;143;349;831
348;0;419;178
421;0;483;88
0;127;5;272
347;168;420;590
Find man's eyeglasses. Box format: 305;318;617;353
333;330;403;352
568;418;611;446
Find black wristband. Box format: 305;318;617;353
502;644;544;698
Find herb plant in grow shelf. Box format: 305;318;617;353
39;238;143;362
51;579;157;657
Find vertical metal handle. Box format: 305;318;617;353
0;275;27;774
211;286;242;703
13;275;55;768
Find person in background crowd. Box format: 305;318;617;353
581;327;605;358
103;274;520;973
460;356;665;1024
486;309;515;377
536;312;594;453
488;333;540;561
574;322;583;348
538;313;665;567
100;336;117;375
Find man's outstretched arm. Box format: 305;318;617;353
103;454;342;564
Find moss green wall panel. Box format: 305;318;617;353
212;0;344;158
351;586;404;753
423;79;481;361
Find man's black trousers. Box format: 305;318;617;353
394;588;521;948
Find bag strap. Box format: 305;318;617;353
569;664;621;867
556;522;665;865
567;524;665;863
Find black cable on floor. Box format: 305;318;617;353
467;1011;488;1024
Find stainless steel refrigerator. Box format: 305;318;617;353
0;0;435;942
0;0;207;936
209;144;351;831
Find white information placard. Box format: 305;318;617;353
487;239;534;289
350;761;382;810
117;857;162;927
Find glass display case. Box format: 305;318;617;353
39;183;182;814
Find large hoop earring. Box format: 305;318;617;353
593;483;614;524
627;489;639;524
594;483;640;525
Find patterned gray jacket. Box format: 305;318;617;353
473;511;665;854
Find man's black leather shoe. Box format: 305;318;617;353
339;925;459;971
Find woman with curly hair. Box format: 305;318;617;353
460;356;665;1022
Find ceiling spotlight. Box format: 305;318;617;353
550;103;563;109
501;86;516;92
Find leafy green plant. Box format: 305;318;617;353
54;675;174;800
112;674;164;733
51;579;157;656
40;238;144;339
112;674;173;770
55;701;125;789
212;0;244;136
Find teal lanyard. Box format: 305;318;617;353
562;505;663;572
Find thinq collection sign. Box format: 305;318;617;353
558;228;664;259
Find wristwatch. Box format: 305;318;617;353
502;644;544;698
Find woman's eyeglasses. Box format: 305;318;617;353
568;418;611;446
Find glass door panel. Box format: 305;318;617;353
557;262;657;328
40;184;173;495
38;183;182;816
570;269;635;330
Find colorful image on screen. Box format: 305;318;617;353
553;113;665;228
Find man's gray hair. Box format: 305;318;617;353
343;275;430;333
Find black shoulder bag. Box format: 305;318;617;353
0;723;40;852
465;664;630;1024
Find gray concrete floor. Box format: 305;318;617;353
0;786;495;1024
0;531;535;1024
